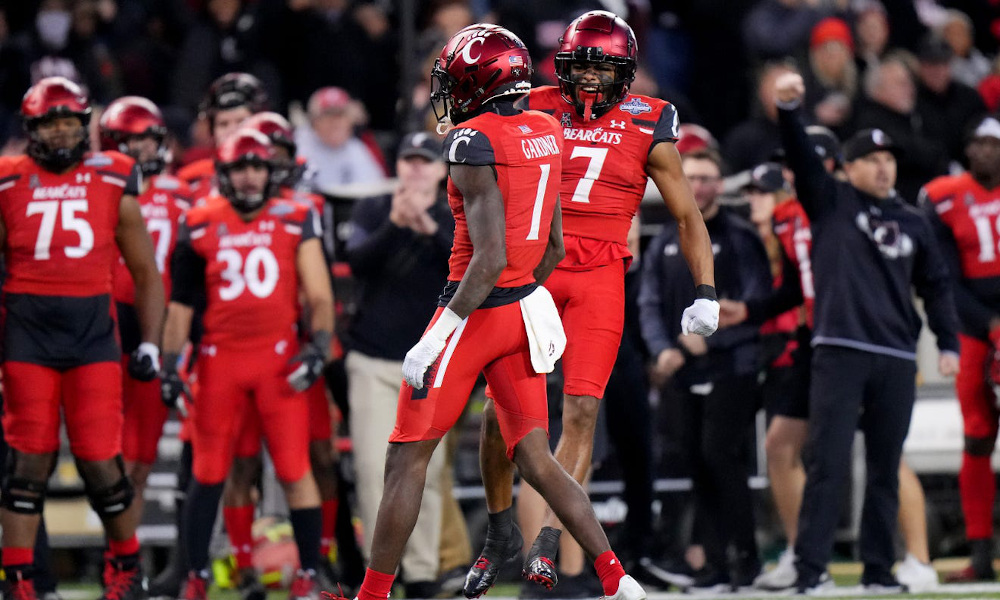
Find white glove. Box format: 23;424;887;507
681;298;720;336
402;308;464;389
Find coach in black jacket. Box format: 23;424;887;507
775;73;960;593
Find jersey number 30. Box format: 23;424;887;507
217;247;279;301
26;200;94;260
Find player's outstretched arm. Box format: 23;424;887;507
533;201;565;286
647;142;715;290
445;163;507;319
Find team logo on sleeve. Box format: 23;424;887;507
618;97;651;115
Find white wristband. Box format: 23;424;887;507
138;342;160;361
427;308;463;343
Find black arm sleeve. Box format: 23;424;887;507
777;104;836;220
170;222;207;307
745;250;805;326
913;215;961;353
124;163;142;196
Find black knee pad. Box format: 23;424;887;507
80;455;135;518
1;450;49;514
1;476;47;514
965;435;997;457
86;475;135;518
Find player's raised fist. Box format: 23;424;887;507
775;72;805;105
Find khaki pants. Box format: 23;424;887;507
347;351;443;582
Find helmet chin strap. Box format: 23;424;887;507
436;116;453;136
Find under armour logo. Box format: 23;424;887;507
609;120;626;129
76;172;91;184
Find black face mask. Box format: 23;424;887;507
28;135;88;172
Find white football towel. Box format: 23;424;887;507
519;286;567;373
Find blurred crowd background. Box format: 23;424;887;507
0;0;995;195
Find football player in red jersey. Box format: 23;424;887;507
343;24;646;600
231;111;341;589
0;77;165;600
465;11;717;597
162;129;333;600
921;116;1000;583
100;95;192;522
177;73;268;197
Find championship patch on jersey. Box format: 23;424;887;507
518;124;533;134
154;177;180;190
618;97;652;115
84;153;113;167
268;203;295;216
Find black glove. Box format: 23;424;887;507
160;368;190;417
287;335;329;392
128;342;161;382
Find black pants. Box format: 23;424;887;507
794;346;916;581
604;331;654;560
667;374;760;571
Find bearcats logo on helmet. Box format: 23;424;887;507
430;24;533;126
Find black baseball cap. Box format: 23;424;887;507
743;162;787;193
917;35;954;64
843;128;903;161
398;132;442;161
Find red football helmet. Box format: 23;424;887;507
431;24;532;126
21;77;92;171
99;96;168;175
242;111;302;188
215;128;276;213
555;11;638;119
200;72;268;122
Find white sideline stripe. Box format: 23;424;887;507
432;318;467;388
0;181;15;192
101;176;126;187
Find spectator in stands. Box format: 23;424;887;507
343;132;454;599
851;54;948;200
723;61;796;173
804;18;857;133
854;2;890;77
640;149;771;593
941;9;991;88
169;0;281;118
914;35;987;167
295;87;386;193
742;0;821;62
